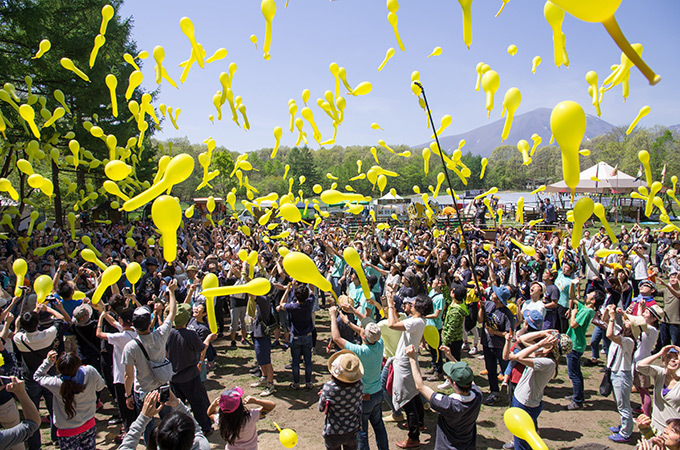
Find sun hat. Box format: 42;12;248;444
219;387;244;413
363;322;381;345
553;333;573;359
648;304;665;322
174;303;192;327
72;304;93;325
492;285;511;306
327;349;364;384
627;315;648;340
186;265;198;272
523;309;544;331
639;279;657;292
443;361;474;387
530;281;546;294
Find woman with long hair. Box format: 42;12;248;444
207;386;275;449
34;351;105;449
636;345;680;436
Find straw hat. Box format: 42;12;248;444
327;350;364;384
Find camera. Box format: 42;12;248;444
0;376;14;385
197;270;205;279
158;384;170;403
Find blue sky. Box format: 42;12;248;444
119;0;680;154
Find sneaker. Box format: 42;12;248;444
437;379;452;390
566;401;583;410
289;382;300;390
424;367;436;375
108;416;123;425
476;354;485;360
231;340;237;348
469;347;478;355
261;384;276;396
608;433;630;443
427;373;443;382
484;393;499;406
500;382;508;395
462;342;470;351
250;377;267;388
285;363;292;370
240;338;248;346
608;425;621;433
583;358;598;367
480;369;488;376
383;412;405;422
305;382;314;390
249;366;262;374
503;442;514;449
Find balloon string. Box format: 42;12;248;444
413;82;482;293
601;16;660;86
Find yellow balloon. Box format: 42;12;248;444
283;252;333;295
531;56;542;74
126;237;136;248
73;291;86;301
81;249;106;270
504;407;548;450
100;4;114;34
501;88;521;141
423;324;440;360
481;70;500;117
34;274;53;304
458;0;473;48
377;48;395;72
201;278;272;298
550;101;586;200
343;247;371;300
278;425;298;449
19;104;40;139
27;174;45;189
595;248;622;259
593;203;618;243
207;196;216;213
0;178;18;201
571;197;594;249
247;250;258;279
92;265;122;304
427;46;443;58
261;0;277;60
544;2;566;67
278;203;302;223
60;57;90;82
507;44;518;56
179;17;205;68
352;81;373;96
203;273;219;333
185;204;195;218
510;238;536;257
626;105;650;135
33;39;51;59
151;195;182;262
13;259;27;297
387;12;405;51
480;158;488;179
312;184;322;194
105;160;132;181
123;153;194;211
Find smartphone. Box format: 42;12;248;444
0;376;13;385
123;288;132;296
158;384;170;403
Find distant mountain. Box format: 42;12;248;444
669;124;680;135
415;107;616;158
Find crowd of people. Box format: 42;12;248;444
0;213;679;449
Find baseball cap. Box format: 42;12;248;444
132;306;152;331
443;361;474;387
174;303;192;327
145;257;159;267
402;296;416;305
363;320;381;345
219;387;244;413
639;279;657;291
530;281;546;293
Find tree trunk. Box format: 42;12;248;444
51;159;63;227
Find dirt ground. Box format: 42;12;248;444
37;309;634;449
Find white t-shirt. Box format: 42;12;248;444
395;316;426;357
630;254;649;280
522;299;546;319
106;326;138;384
607;336;635;372
634;325;659;363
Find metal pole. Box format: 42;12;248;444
414;81;481;289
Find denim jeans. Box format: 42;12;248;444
331;277;343;298
380;361;401;416
611;370;633;438
291;334;313;384
657;322;680;352
483;345;507;393
566;351;584;404
511;396;543;450
591;326;611;360
358;391;389;450
25;379;55;450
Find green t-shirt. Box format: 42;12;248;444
344;339;384;395
566;302;595;353
331;254;345;278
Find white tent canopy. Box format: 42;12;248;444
378;192;404;201
545;162;644;194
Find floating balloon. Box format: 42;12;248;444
638;150;652;187
60;58;90;82
202;278;272;298
92;265;122;305
551;101;585;200
378;48;395;71
34;274;53;304
151;195;182;262
480;158;488;179
571;197;594;249
81;248;107;270
12;259;27;296
474;187;498;200
123;153;194;211
278;203;302;223
432;114;452;139
0;179;18;201
481;70;500;117
501;88;521;141
504;407;548;450
271;126;283;159
19;105;40;139
544;2;566;68
126;262;142;293
283;251;335;299
458;0;473;48
626;106;651;135
511;238;536;257
507;44;518;56
100;4;114;34
517;140;532;166
27;211;39;236
427;46;442;58
32;39;51;59
531;56;542;74
261;0;277;60
105;160;132;181
387;9;405;51
595;248;623;259
424;324;440;360
89;34;105;68
202;273;219;333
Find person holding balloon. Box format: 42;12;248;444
249;281;277;398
